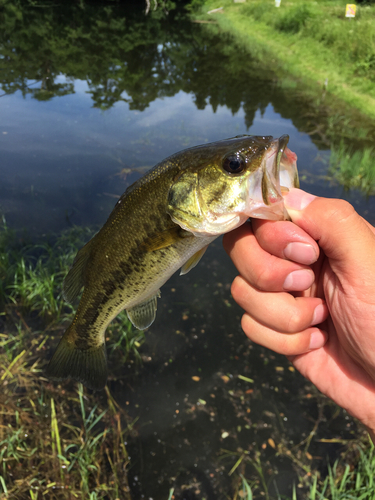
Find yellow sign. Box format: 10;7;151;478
345;4;356;18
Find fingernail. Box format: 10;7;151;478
284;188;316;211
284;242;318;264
283;269;314;291
309;330;327;350
312;303;328;325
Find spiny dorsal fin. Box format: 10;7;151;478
180;245;208;276
63;237;95;303
46;327;107;391
126;291;160;330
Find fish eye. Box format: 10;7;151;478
222;154;245;174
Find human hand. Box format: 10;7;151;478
223;189;375;437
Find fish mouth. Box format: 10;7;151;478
277;134;299;194
246;134;299;221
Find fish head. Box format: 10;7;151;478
167;134;299;237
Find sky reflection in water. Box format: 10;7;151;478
1;77;332;235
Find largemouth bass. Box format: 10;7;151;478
47;135;299;390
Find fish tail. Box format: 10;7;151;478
46;325;107;391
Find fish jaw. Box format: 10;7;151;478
230;134;299;220
241;134;298;221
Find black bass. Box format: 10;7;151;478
47;135;299;390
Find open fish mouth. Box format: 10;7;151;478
246;134;299;221
275;134;299;194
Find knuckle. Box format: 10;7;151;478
255;256;280;290
277;331;308;356
277;335;293;355
285;309;306;333
325;199;356;225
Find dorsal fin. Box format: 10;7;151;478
63;237;95;303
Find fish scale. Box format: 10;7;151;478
47;134;298;390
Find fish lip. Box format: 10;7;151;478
276;134;289;192
278;134;289;156
262;134;290;206
269;133;299;194
278;135;299;192
277;134;289;162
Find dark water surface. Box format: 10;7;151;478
1;2;374;498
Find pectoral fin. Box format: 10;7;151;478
126;291;161;330
180;245;208;275
142;227;192;252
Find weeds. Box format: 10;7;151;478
309;438;375;499
0;358;133;499
0;220;141;499
219;437;375;500
0;303;134;499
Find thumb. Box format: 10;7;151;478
283;189;375;274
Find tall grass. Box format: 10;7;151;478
240;1;375;80
0;358;133;499
0;223;92;319
275;4;316;34
0;220;143;498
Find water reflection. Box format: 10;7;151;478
1;2;374;499
0;4;375;234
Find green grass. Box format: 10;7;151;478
0;220;144;498
199;0;375;121
309;439;375;499
220;434;375;500
0;364;133;499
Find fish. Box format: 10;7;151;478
46;134;299;391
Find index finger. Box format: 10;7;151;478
223;221;315;292
251;219;319;264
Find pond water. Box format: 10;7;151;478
1;2;375;499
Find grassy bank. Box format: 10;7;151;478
0;222;143;499
197;0;375;120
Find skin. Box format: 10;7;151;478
223;188;375;441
